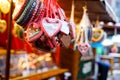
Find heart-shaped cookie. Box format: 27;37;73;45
41;17;62;37
78;42;90;56
0;20;7;33
92;29;104;42
26;23;43;42
16;0;34;25
20;0;37;26
60;35;71;48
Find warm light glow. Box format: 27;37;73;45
45;53;51;57
13;0;17;3
92;28;95;31
45;57;52;61
38;56;44;61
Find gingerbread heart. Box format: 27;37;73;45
92;29;104;42
60;35;71;48
78;43;90;56
41;17;62;37
26;23;43;42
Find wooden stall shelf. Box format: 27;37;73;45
0;49;15;55
10;68;68;80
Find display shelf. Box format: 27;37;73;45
10;68;68;80
0;49;15;55
0;49;27;55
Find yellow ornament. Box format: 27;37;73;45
0;19;7;33
0;0;10;14
92;29;104;42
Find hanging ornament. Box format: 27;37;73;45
16;0;38;26
0;19;7;33
13;23;24;39
74;6;92;56
92;18;104;42
0;0;10;14
77;30;90;56
60;35;71;48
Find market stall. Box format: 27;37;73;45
0;0;117;80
